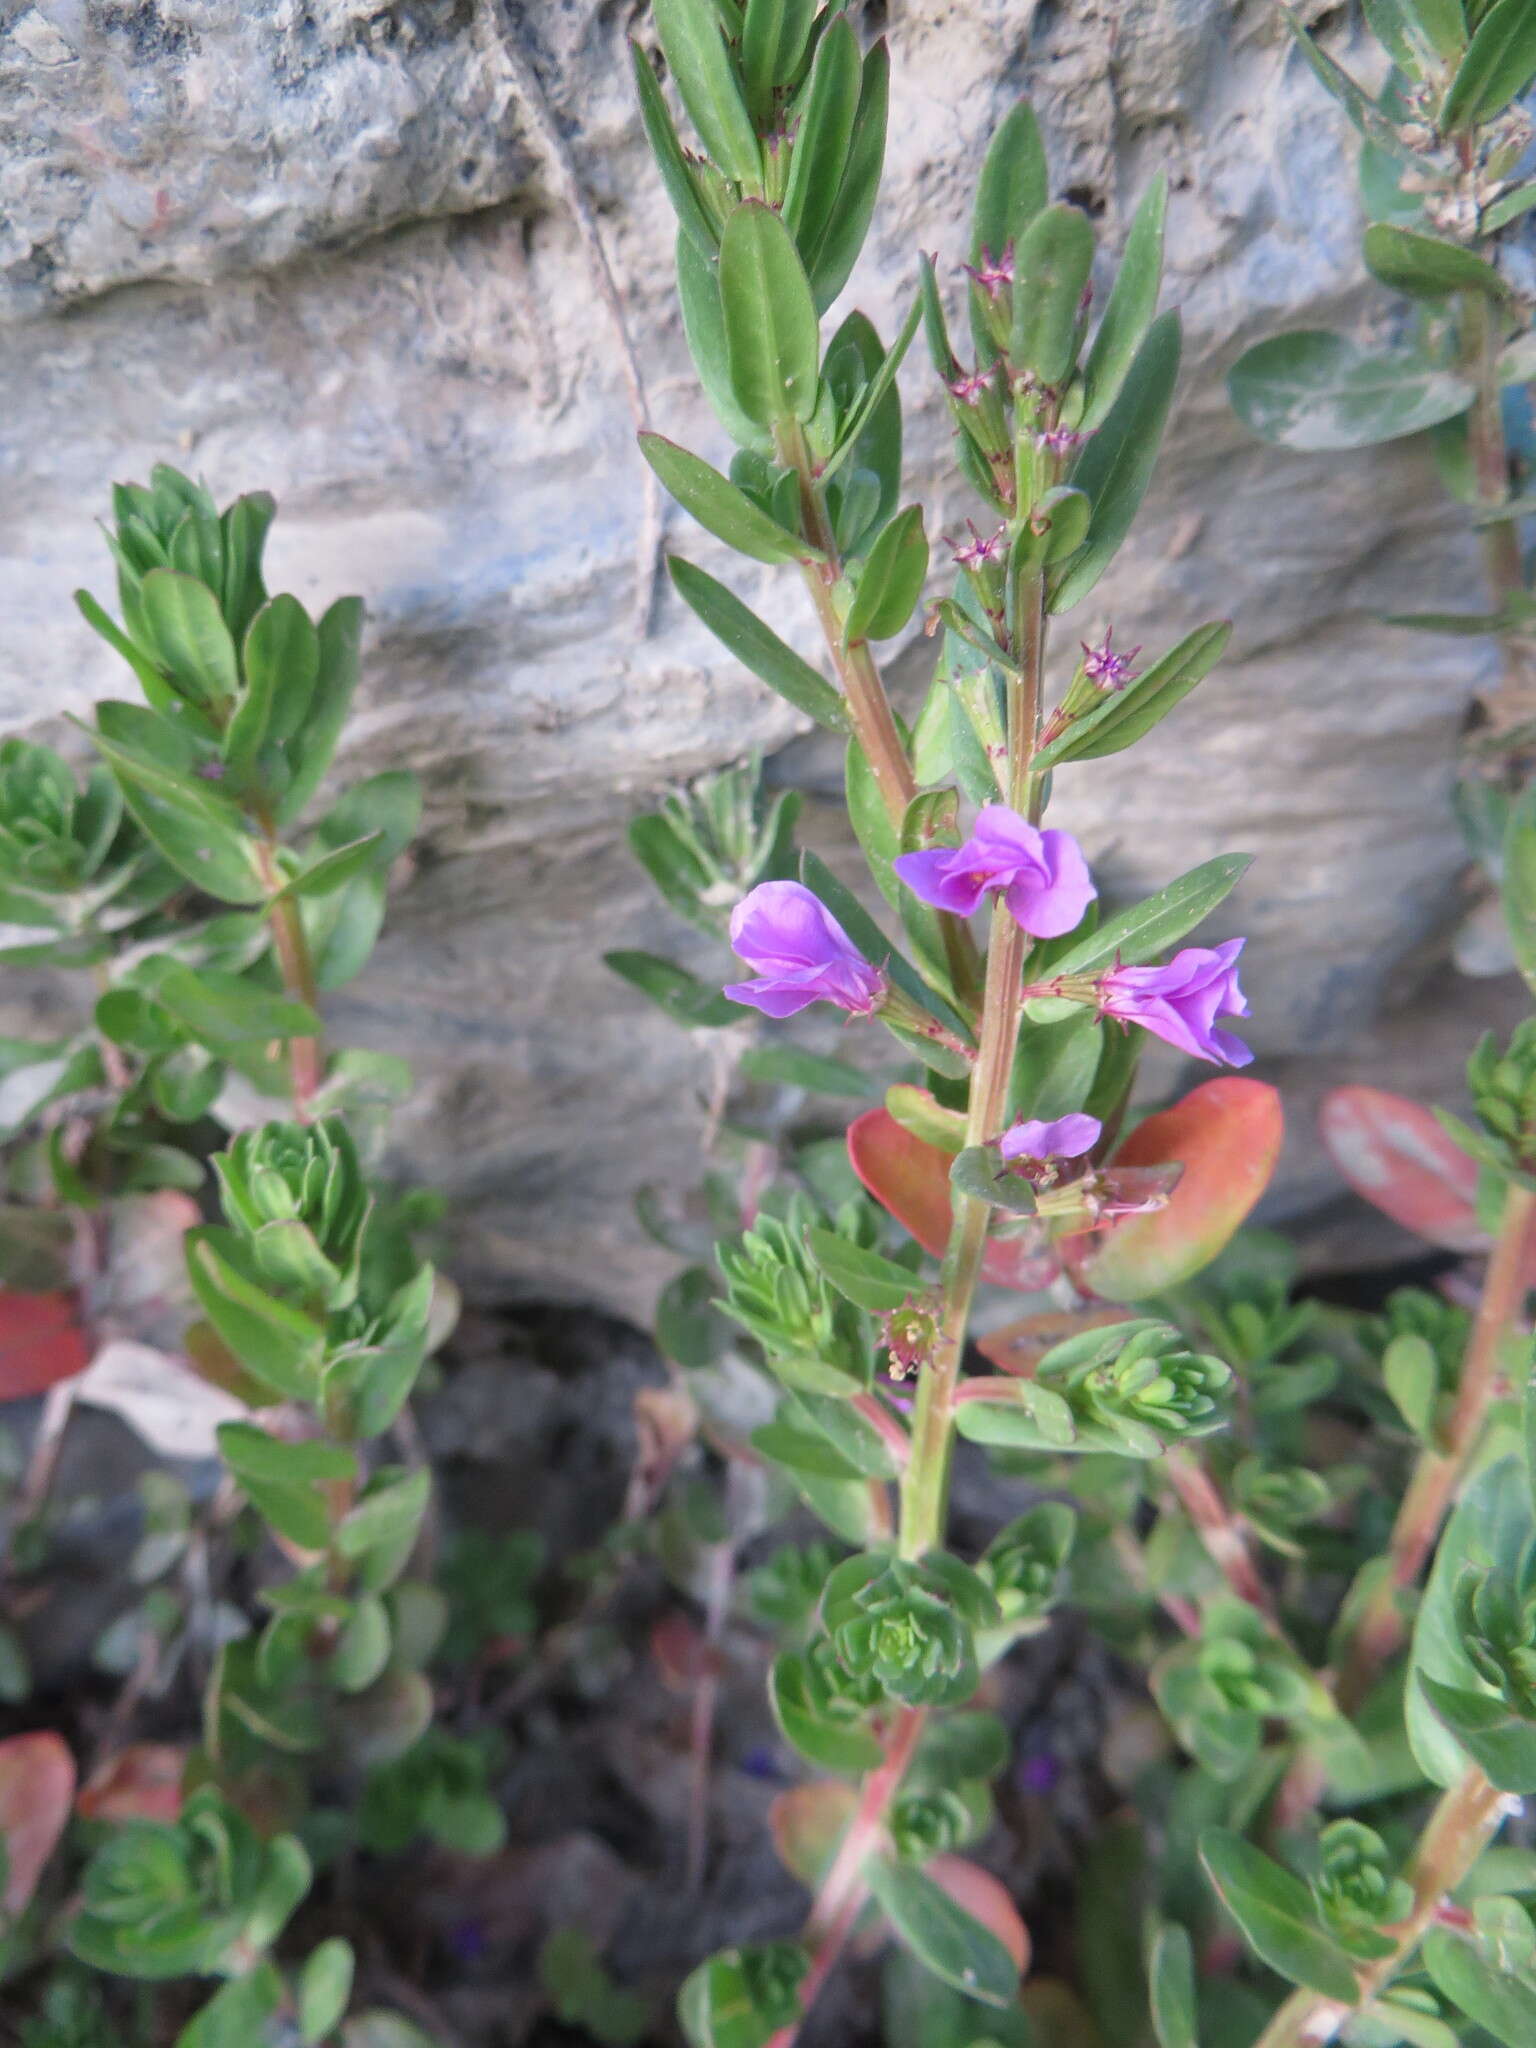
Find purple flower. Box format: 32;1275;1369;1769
1100;939;1253;1067
948;520;1008;569
724;881;885;1019
999;1112;1102;1165
965;244;1014;298
1036;426;1089;458
893;805;1095;939
1080;627;1141;691
947;367;995;407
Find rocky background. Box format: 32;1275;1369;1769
0;0;1517;1318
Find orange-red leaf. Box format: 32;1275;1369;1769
847;1110;1061;1292
926;1854;1031;1975
1319;1085;1486;1252
76;1743;186;1826
769;1780;856;1888
1073;1078;1284;1302
0;1731;75;1915
0;1291;91;1402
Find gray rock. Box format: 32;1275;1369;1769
0;0;1511;1317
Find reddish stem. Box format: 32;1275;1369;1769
768;1706;927;2048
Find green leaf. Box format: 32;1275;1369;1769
1037;621;1231;767
805;1227;921;1312
971;99;1048;269
1363;222;1508;299
769;1649;882;1772
741;0;816;121
1011;204;1096;387
806;38;889;312
75;588;171;701
139;568;239;710
606;948;741;1027
299;1938;356;2046
1081;174;1167;430
1383;1331;1440;1440
229;593;319;781
862;1855;1021;2008
739;1043;875;1095
632;39;721;260
1228;329;1475;451
335;1468;431;1564
782;16;861;269
1442;0;1536;127
1198;1830;1359;2001
176;1964;284;2048
217;1422;357;1487
1408;1458;1536;1787
188;1227;325;1400
1148;1922;1199;2048
668;557;844;729
1419;1674;1536;1792
220;491;276;645
1486;178;1536;232
949;1146;1038;1217
1422;1926;1536;2047
678;232;777;454
845;507;928;643
146;959;321;1047
719;202;821;428
277;595;365;826
89;703;267;905
1051;312;1182;613
1036;852;1251;981
276;833;386;903
821;297;920;494
953;1381;1078;1452
654;0;761;184
641;435;819;564
1280;7;1405;150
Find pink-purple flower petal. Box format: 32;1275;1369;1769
724;881;886;1019
892;804;1095;939
1100;940;1252;1067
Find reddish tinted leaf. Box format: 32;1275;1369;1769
0;1290;91;1401
769;1780;856;1888
977;1307;1136;1376
77;1743;186;1825
1072;1078;1284;1302
649;1612;712;1691
0;1731;75;1914
847;1110;1061;1292
926;1854;1032;1975
1320;1085;1485;1252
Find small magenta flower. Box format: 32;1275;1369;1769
999;1113;1102;1171
1080;627;1141;691
1100;940;1253;1067
948;520;1008;570
725;882;886;1019
947;367;995;407
893;804;1095;939
1036;426;1088;458
965;245;1014;298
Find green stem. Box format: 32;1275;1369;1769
1253;1769;1507;2048
251;812;324;1119
781;423;983;1009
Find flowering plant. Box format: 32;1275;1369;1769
611;3;1536;2044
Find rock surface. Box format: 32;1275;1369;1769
0;0;1512;1315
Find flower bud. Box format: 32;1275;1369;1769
979;1503;1076;1626
820;1551;998;1707
1312;1820;1412;1935
1467;1023;1536;1180
214;1116;371;1312
1037;1318;1232;1457
718;1195;871;1394
890;1787;974;1864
